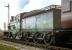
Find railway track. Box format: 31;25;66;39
2;38;72;50
0;39;44;50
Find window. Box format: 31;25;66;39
70;1;72;11
62;0;71;13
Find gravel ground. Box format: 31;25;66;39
0;40;46;50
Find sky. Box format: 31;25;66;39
0;0;61;30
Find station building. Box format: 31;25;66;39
61;0;72;28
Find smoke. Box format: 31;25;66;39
9;0;29;16
17;0;29;11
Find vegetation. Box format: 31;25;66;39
0;44;18;50
0;30;3;37
0;30;18;50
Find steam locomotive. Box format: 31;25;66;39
3;5;72;47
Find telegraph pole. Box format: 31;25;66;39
4;22;6;31
5;3;10;25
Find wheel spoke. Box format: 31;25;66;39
44;33;54;45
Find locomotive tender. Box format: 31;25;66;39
21;5;61;45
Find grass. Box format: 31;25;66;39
0;44;18;50
0;30;18;50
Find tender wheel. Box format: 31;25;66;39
24;32;30;42
25;38;29;42
21;32;26;41
15;35;21;40
33;33;39;43
15;32;22;40
44;33;54;46
33;38;39;44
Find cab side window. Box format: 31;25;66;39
11;16;14;22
